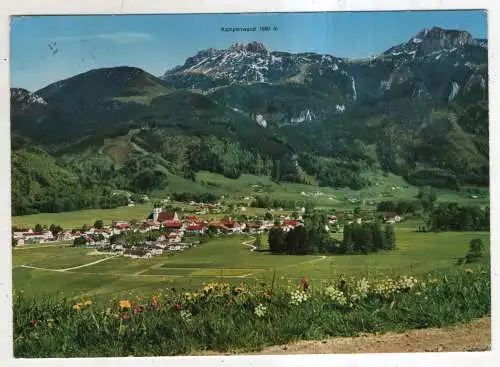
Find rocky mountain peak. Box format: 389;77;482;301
412;26;473;53
229;41;268;54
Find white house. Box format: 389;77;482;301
150;248;163;256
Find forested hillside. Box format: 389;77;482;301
11;27;489;215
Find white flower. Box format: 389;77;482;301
289;290;309;306
324;286;347;306
397;276;418;290
357;278;370;295
254;303;267;318
180;309;192;322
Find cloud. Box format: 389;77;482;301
53;32;153;44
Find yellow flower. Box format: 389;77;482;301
83;299;93;306
73;304;81;310
119;300;131;309
465;268;473;274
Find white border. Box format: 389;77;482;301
0;1;497;367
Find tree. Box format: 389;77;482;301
93;220;104;229
34;224;43;233
417;187;438;212
264;212;274;221
49;224;63;237
254;234;262;251
73;236;87;246
268;227;286;254
384;224;396;250
465;238;485;263
304;201;315;214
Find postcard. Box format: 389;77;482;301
5;4;493;365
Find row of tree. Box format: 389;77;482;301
426;203;489;232
170;192;219;203
376;200;423;215
267;211;397;255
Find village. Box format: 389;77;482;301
12;199;403;259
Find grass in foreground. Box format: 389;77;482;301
13;262;490;357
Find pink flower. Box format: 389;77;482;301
175;303;182;311
31;320;38;327
134;306;145;314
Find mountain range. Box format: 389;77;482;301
10;27;489;216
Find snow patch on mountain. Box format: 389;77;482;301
335;104;346;113
448;82;460;101
350;77;357;101
291;109;313;123
255;114;267;127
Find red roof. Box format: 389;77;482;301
183;215;199;221
115;223;129;229
220;220;238;228
283;220;299;226
157;212;176;222
163;220;182;228
186;224;203;231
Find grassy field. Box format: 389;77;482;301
14;260;491;357
12;226;490;301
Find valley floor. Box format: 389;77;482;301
194;317;491;355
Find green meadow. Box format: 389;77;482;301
12;226;490;301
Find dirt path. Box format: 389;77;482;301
194;318;491;355
20;254;119;272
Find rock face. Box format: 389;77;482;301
415;27;473;54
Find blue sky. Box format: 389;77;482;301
10;10;487;91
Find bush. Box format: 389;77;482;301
465;238;485;264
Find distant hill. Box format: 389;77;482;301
11;27;489;215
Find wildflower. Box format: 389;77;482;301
264;291;272;298
254;303;267;318
180;309;192;322
119;300;131;309
151;296;159;310
324;286;347;306
465;268;473;274
175;303;182;311
83;299;93;306
397;276;418;291
47;318;54;328
31;320;38;327
357;278;370;295
227;299;234;305
72;304;81;310
234;286;245;294
289;290;309;306
300;276;310;292
119;313;130;320
105;307;112;316
134;306;145;314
